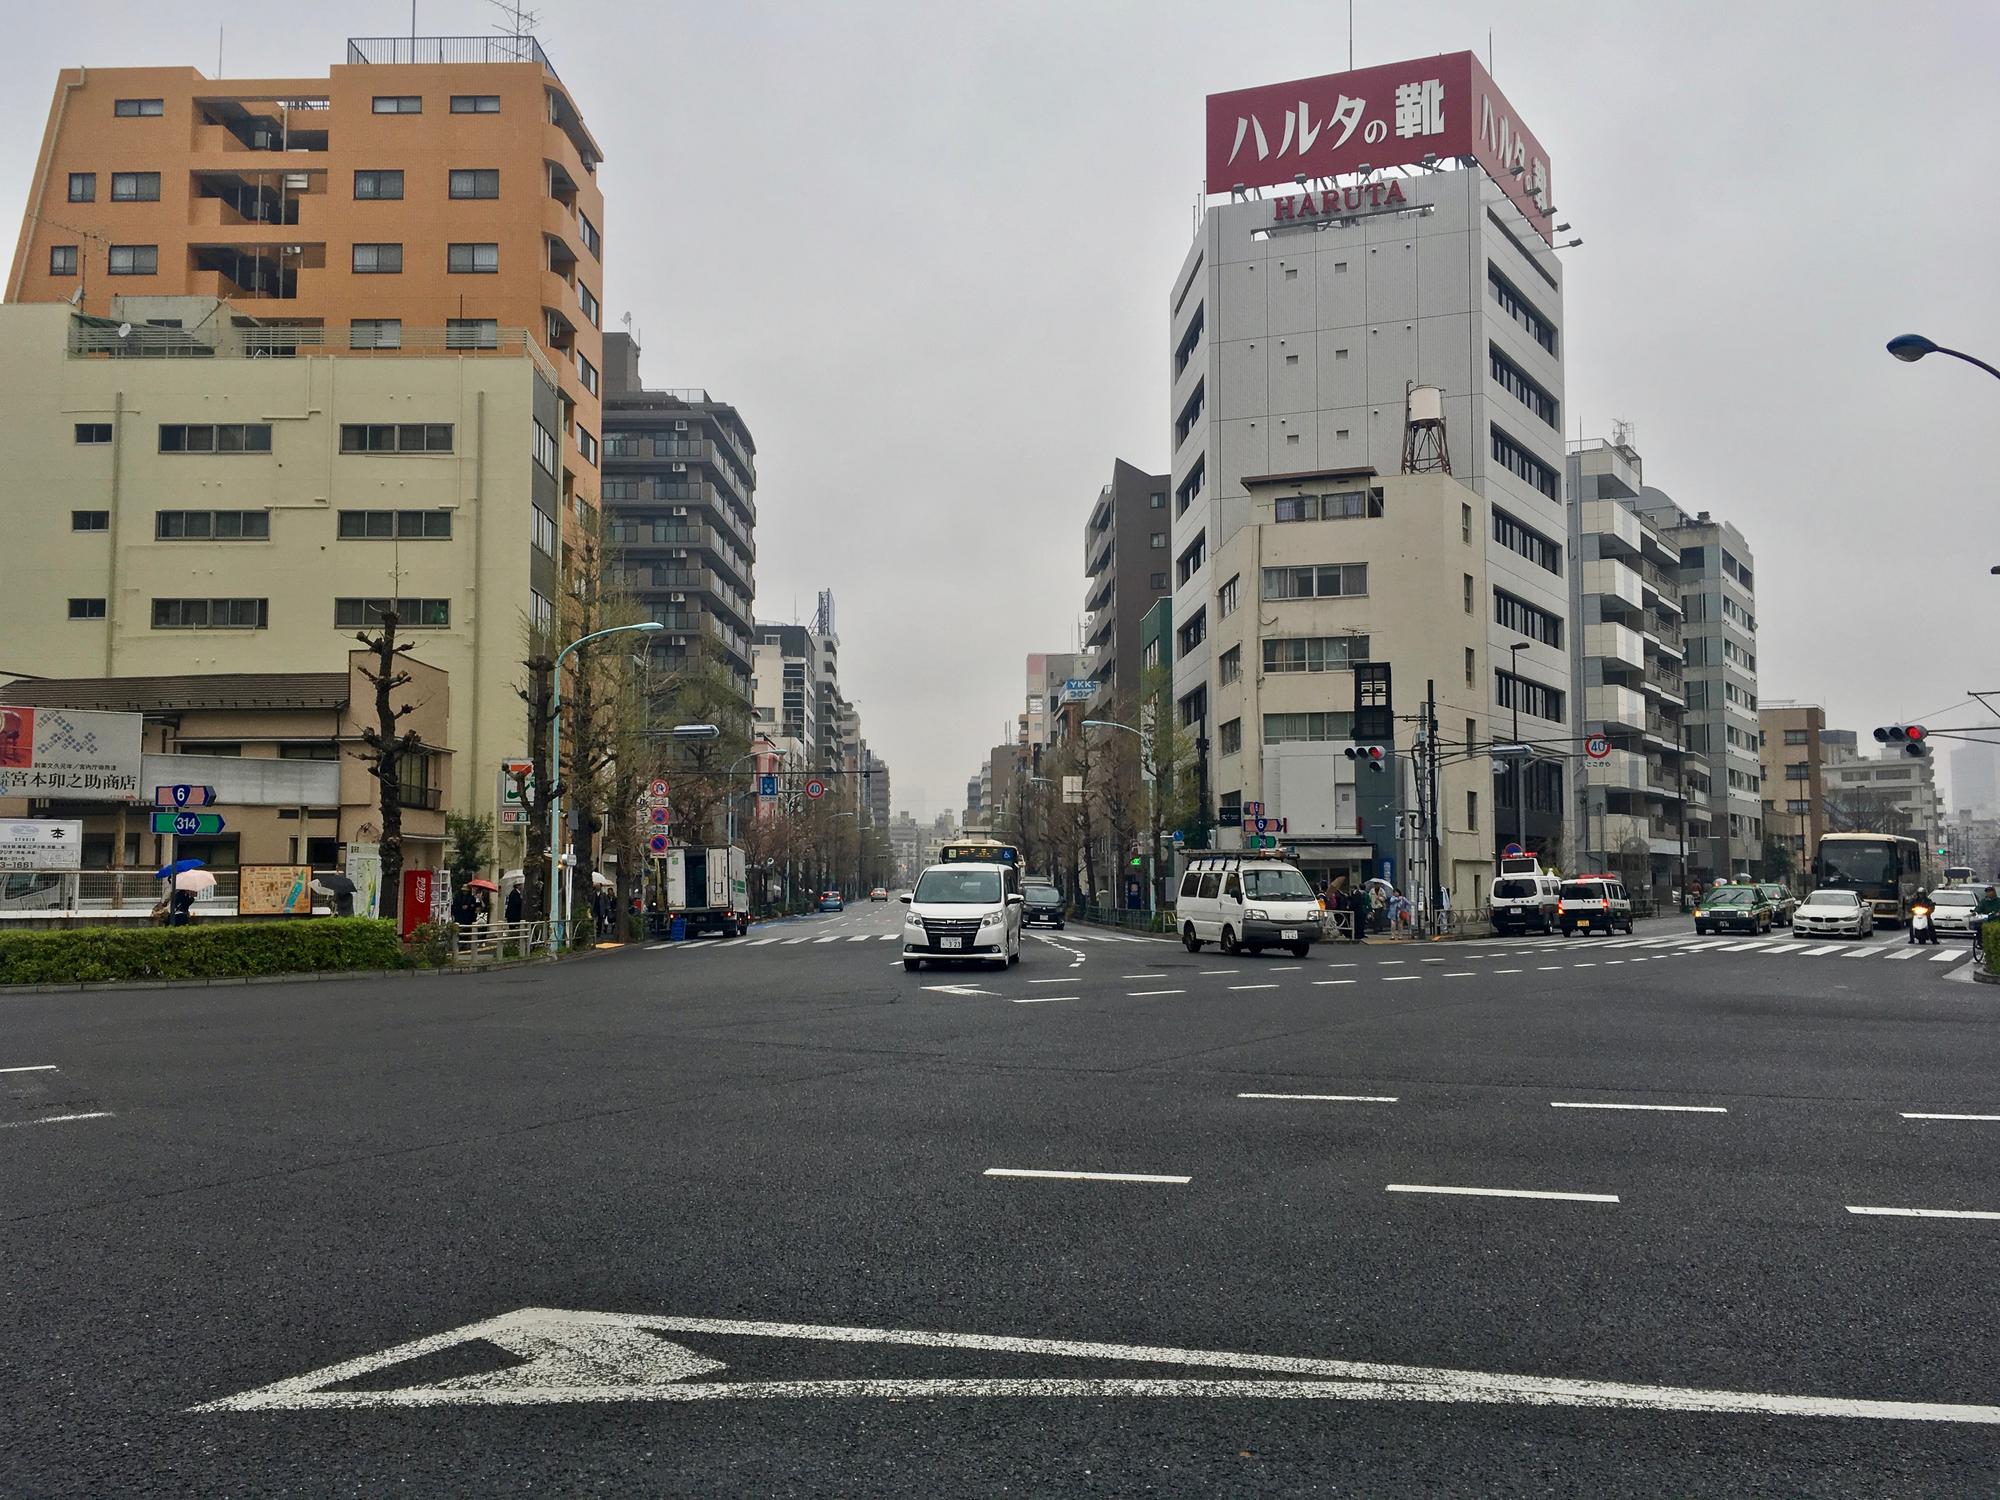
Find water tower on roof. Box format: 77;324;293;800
1402;383;1450;474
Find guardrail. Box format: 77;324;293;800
450;920;546;961
0;867;351;918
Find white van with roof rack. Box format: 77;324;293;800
1174;852;1326;957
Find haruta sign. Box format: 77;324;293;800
1206;51;1554;244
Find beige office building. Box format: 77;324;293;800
0;298;563;816
1202;470;1495;908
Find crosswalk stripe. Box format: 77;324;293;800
847;934;872;942
748;938;779;947
1887;947;1922;961
1931;948;1969;963
879;933;897;941
1719;940;1768;952
1799;943;1845;956
1841;944;1885;958
1759;943;1806;955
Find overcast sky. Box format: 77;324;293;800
7;1;1998;817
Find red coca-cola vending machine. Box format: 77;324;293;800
400;868;435;940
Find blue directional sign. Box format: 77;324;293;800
759;773;778;797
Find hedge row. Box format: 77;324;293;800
0;919;407;985
1983;918;2000;975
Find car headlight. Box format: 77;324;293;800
1245;907;1269;921
980;910;1005;927
1693;908;1704;918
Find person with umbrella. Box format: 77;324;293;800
466;877;500;930
310;873;357;917
156;860;212;927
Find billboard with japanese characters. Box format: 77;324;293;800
1206;51;1554;243
0;705;143;802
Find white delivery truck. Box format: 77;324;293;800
664;845;749;938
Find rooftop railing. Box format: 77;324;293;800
346;35;557;77
68;321;555;384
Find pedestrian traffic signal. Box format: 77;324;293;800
1345;745;1388;774
1874;724;1931;757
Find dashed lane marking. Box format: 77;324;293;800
985;1168;1190;1185
1382;976;1418;983
0;1111;114;1130
1900;1113;2000;1121
1550;1102;1726;1114
1846;1205;2000;1221
1387;1183;1618;1204
0;1065;58;1074
1127;989;1184;997
1312;979;1356;987
1229;984;1280;992
1239;1093;1396;1103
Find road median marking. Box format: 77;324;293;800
187;1306;2000;1423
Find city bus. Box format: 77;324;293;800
937;836;1021;868
1812;832;1924;924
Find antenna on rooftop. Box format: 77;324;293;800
487;0;542;51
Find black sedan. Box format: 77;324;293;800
1022;882;1065;929
1693;887;1773;936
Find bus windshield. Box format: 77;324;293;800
1816;840;1900;893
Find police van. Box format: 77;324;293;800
1174;852;1326;957
1558;875;1634;936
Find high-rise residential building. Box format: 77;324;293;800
8;36;606;543
0;297;557;814
1951;740;2000;819
751;623;823;765
1634;495;1759;879
1759;703;1827;883
1081;460;1170;716
863;747;890;830
963;774;983;831
1169;53;1568;889
601;334;756;701
1566;435;1698;900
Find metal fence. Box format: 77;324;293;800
0;868;358;919
346;35;557;75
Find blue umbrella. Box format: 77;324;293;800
156;858;206;880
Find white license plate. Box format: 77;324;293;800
940;937;963;950
1577;919;1593;928
1281;929;1299;940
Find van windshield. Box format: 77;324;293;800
1243;867;1314;900
1560;882;1606;901
1493;878;1539;899
914;869;1001;904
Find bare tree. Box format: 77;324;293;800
1824;787;1914;835
353;610;424;921
510;646;559;924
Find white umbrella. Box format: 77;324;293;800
590;871;615;890
174;869;217;893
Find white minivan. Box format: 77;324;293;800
1489;873;1563;934
1176;854;1326;957
901;861;1022;971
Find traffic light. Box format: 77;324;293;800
1345;745;1388;774
1874;724;1931;758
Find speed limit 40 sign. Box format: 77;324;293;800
1584;734;1612;760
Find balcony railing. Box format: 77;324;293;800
67;320;555;383
347;34;558;77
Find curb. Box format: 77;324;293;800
1972;966;2000;985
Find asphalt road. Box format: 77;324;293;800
5;905;1998;1496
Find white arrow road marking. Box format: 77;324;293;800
189;1307;2000;1423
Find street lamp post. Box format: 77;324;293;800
1082;718;1154;916
548;621;665;955
1886;333;2000;382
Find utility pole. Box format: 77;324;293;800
1427;679;1444;932
1677;719;1690;911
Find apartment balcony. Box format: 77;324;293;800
1643;665;1686;706
1573;439;1642;499
1646;618;1684;655
1589;684;1647;731
1581;499;1642;557
1589;748;1648;792
1585;621;1646;671
1583;558;1643;612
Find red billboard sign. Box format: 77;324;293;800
1206;51;1553;243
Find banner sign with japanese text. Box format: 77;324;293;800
0;705;143;801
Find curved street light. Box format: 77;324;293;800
1886;333;2000;381
548;620;664;953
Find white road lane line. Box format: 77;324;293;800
1127;989;1184;996
1571;962;1597;968
1758;943;1806;955
1123;973;1168;979
1846;1205;2000;1221
985;1168;1190;1185
1387;1183;1618;1204
0;1111;114;1130
1380;960;1406;966
1841;945;1886;958
1444;971;1477;978
1421;959;1447;964
1931;949;1968;963
1229;984;1279;992
1494;968;1523;974
1537;965;1563;971
0;1064;58;1073
1720;941;1766;952
1383;975;1418;983
1270;965;1303;972
1239;1093;1397;1103
1900;1113;2000;1121
1200;969;1239;976
847;934;873;942
1012;997;1074;1004
1885;948;1921;960
748;938;780;947
1800;943;1845;956
784;937;812;945
1324;962;1357;968
1027;978;1071;984
879;933;897;941
1550;1102;1727;1114
1312;979;1356;987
